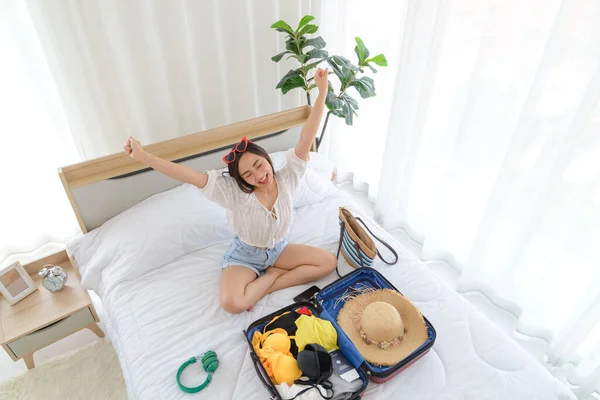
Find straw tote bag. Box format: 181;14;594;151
335;207;398;276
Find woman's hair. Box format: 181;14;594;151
226;142;275;194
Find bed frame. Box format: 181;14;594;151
58;106;312;233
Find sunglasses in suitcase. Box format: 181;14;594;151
244;267;437;399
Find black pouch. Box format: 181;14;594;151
293;343;334;399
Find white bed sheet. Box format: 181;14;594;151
97;190;575;400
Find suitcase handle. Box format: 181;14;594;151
250;351;279;399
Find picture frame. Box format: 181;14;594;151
0;261;37;305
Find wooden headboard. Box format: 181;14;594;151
58;106;312;233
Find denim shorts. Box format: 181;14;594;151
222;236;289;276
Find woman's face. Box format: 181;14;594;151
237;152;274;188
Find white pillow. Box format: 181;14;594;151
67;184;232;293
269;151;338;208
270;151;335;180
294;168;338;208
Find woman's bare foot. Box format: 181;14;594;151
264;267;291;295
245;268;287;311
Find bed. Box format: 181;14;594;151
60;107;576;400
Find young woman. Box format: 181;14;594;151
124;67;336;314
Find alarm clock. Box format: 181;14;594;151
38;264;68;292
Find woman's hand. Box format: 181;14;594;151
314;67;329;94
124;136;146;162
123;136;209;188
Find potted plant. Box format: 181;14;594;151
271;15;387;149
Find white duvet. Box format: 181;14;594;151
69;185;575;400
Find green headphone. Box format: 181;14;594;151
176;350;219;394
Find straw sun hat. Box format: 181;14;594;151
337;286;428;366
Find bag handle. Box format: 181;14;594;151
354;217;399;265
335;223;345;278
335;217;398;278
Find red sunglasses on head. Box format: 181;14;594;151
222;136;252;164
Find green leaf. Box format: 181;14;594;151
326;92;344;110
332;103;353;126
285;39;301;54
271;20;294;35
331;55;359;72
341;93;359;110
328;57;357;86
343;103;353;125
297;15;316;32
281;75;306;94
327;59;344;81
304;59;324;73
298;24;319;36
306;49;328;60
331;69;345;86
331;55;349;66
288;54;308;63
271;51;291;63
276;69;302;89
364;63;378;73
331;109;345;119
342;96;359;119
367;54;388;66
350;76;376;98
302;36;326;50
308;83;317;90
354;37;370;65
297;37;306;49
341;66;355;83
334;67;354;86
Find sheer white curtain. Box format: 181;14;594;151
0;1;80;266
321;0;600;397
25;0;320;159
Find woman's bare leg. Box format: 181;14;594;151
266;244;337;294
219;266;285;314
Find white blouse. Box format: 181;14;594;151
201;149;308;248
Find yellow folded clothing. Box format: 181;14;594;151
294;315;338;353
252;328;302;385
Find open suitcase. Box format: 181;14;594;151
244;267;437;400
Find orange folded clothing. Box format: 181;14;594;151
251;328;302;386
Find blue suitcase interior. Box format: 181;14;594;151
314;267;436;377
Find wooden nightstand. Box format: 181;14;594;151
0;250;104;369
